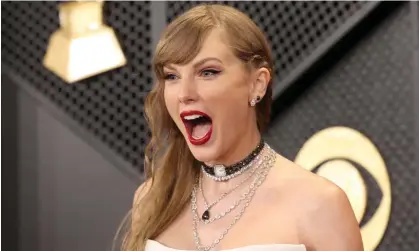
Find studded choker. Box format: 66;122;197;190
201;139;265;181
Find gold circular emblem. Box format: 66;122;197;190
295;126;391;251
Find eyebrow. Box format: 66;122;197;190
164;57;223;71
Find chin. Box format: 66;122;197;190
184;134;221;164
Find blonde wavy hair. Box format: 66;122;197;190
118;4;275;251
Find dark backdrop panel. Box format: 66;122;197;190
265;3;418;251
1;2;153;172
1;1;385;175
167;1;370;93
2;74;19;251
2;2;418;250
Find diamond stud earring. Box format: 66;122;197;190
250;96;261;107
250;98;256;107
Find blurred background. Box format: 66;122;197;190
2;1;419;251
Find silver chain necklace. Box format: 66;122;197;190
201;140;265;182
191;146;276;251
198;151;264;224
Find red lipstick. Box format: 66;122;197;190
180;110;213;146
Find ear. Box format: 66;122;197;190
249;67;271;104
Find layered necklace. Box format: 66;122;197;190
201;138;265;182
191;141;277;251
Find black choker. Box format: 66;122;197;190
201;139;265;181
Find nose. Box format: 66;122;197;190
177;77;198;104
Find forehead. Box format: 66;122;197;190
169;28;238;68
198;29;231;56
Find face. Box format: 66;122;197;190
163;28;269;164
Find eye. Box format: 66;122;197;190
200;69;221;78
163;73;178;81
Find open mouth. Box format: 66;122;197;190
180;111;213;145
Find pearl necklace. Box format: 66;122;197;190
201;139;265;182
191;145;276;251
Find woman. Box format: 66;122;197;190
121;4;363;251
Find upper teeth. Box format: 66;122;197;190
184;115;203;120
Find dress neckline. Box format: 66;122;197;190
146;239;306;251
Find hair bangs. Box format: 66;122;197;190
120;5;276;251
153;16;217;81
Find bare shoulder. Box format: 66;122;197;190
268;154;364;251
268;153;343;202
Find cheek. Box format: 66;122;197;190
210;84;249;120
226;94;248;117
163;86;178;119
206;75;249;102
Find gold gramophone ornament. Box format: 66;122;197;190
43;1;127;83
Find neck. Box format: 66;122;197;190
205;132;262;168
201;128;262;193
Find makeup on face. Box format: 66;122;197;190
180;110;213;145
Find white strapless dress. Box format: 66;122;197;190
145;240;306;251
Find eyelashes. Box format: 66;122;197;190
163;68;222;81
200;69;222;77
164;73;177;81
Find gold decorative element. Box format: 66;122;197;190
43;1;126;83
295;126;391;251
316;160;367;223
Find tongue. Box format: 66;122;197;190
192;122;211;139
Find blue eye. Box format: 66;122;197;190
164;73;177;80
201;69;221;77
